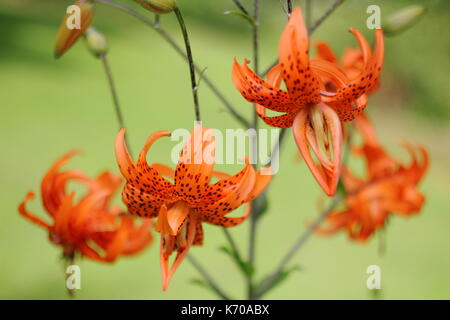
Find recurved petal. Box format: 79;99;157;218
202;202;252;227
232;58;293;112
256;105;297;128
293;104;343;196
200;161;256;216
41;150;85;216
322;29;384;121
115;129;136;181
122;183;168;218
174;126;215;201
279;8;321;104
18;192;51;229
314;41;338;63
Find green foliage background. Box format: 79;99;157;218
1;0;449;299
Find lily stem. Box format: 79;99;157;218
99;53;132;156
247;0;260;300
232;0;250;15
174;7;200;122
93;0;251;127
252;194;343;299
254;128;354;299
187;254;231;300
286;0;292;15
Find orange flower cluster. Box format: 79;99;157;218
18;3;430;293
319;114;429;241
19;152;152;262
115;126;271;289
232;8;384;196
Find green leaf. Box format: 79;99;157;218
219;246;255;277
224;11;255;25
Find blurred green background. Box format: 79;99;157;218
1;0;450;299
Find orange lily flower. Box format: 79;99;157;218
18;151;152;262
319;114;429;241
115;125;271;290
232;8;384;196
55;0;94;58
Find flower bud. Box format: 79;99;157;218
84;27;108;57
55;0;95;58
383;5;427;36
133;0;176;14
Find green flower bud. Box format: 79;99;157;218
133;0;176;14
84;27;108;57
383;5;427;36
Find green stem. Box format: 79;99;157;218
99;53;132;156
173;7;201;121
187;255;232;300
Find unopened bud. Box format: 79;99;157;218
383;5;427;36
133;0;176;14
84;27;108;57
55;0;95;58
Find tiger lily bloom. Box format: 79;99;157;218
115;125;271;290
18;151;152;262
232;8;384;196
319;114;429;241
55;0;94;58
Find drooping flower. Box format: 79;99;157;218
115;125;271;290
232;8;384;196
318;114;429;241
55;0;94;58
18;151;152;262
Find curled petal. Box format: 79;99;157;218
232;58;293;111
175;126;215;201
18;192;51;229
322;29;384;121
293;104;342;196
314;41;338;63
115;129;136;180
199;162;256;216
122;183;168;218
279;8;321;104
203;202;252;227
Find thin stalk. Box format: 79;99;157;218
253;194;343;299
187;255;231;300
253;128;354;299
261;0;345;77
247;0;260;300
93;0;251;127
223;229;244;263
286;0;293;14
232;0;250;15
99;53;132;156
174;7;200;121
